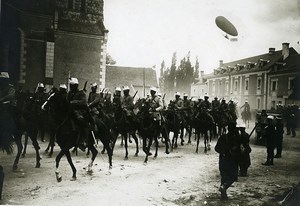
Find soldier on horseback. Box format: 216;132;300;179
182;93;192;120
67;77;90;151
149;87;163;122
33;82;47;142
200;96;214;123
113;87;122;107
88;83;100;117
240;101;250;113
212;97;220;112
121;86;135;125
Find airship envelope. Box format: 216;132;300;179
215;16;238;37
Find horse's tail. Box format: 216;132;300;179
0;133;14;154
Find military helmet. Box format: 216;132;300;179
69;77;79;85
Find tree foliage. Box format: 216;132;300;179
159;51;200;99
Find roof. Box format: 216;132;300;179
208;48;298;78
268;53;300;75
105;65;158;91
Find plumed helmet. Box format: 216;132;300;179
175;92;180;96
123;86;130;91
0;71;9;79
38;82;45;88
59;84;67;89
91;82;97;87
69;77;79;85
267;115;274;120
238;124;246;128
183;93;188;97
115;87;121;92
150;86;157;92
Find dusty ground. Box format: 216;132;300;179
0;121;300;206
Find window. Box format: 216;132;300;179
225;82;229;92
271;80;277;91
288;77;295;90
257;78;261;90
234;80;238;91
245;79;249;91
212;83;215;93
257;98;260;110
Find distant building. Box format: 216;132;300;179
190;71;207;99
199;43;300;111
0;0;108;91
105;65;158;99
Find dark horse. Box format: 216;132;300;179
12;91;41;171
193;108;215;153
165;102;182;151
44;91;113;182
111;104;139;159
136;99;164;163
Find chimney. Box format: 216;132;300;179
200;70;204;77
282;42;290;60
219;60;223;67
268;48;275;54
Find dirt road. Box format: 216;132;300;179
0;123;299;206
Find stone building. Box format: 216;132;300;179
0;0;108;91
105;65;158;99
203;43;300;111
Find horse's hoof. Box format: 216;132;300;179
21;154;25;158
48;154;52;158
101;150;105;154
87;169;93;174
56;175;62;182
12;165;18;172
154;155;157;159
35;162;41;168
143;162;147;165
148;152;152;156
109;166;112;170
165;151;170;155
124;157;128;160
70;176;77;181
45;149;49;153
188;141;191;144
134;153;138;157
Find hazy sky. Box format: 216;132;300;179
104;0;300;74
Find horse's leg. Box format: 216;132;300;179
204;132;208;153
124;133;128;160
0;165;4;200
120;135;124;146
187;126;192;144
47;132;55;158
65;150;77;181
154;137;159;158
21;132;28;158
196;131;200;153
171;132;175;151
162;129;170;154
13;133;23;171
131;132;139;157
55;150;64;182
86;145;98;173
180;126;184;146
29;129;41;168
144;137;153;164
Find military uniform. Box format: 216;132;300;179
88;91;100;116
212;98;220;111
274;118;284;158
239;127;251;176
149;94;163;121
262;117;276;166
33;88;48;141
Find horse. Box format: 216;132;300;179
111;104;139;159
164;102;182;151
44;91;112;182
192;108;215;153
136;99;162;163
12;91;41;171
241;110;251;128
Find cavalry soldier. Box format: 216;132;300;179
33;82;48;142
219;99;228;112
173;92;183;110
113;87;122;107
201;95;211;111
182;93;192;121
121;86;135;124
262;115;276;166
157;92;167;110
67;77;89;151
149;87;163;121
212;97;220;111
88;83;100;117
240;101;250;113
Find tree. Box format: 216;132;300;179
194;56;200;83
106;53;116;65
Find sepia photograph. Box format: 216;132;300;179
0;0;300;205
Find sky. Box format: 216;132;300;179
104;0;300;75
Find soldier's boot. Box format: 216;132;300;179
219;184;228;200
269;158;274;165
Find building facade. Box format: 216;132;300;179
0;0;108;91
204;43;300;111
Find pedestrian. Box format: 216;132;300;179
274;116;284;158
238;124;251;176
215;122;242;200
262;115;276;166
